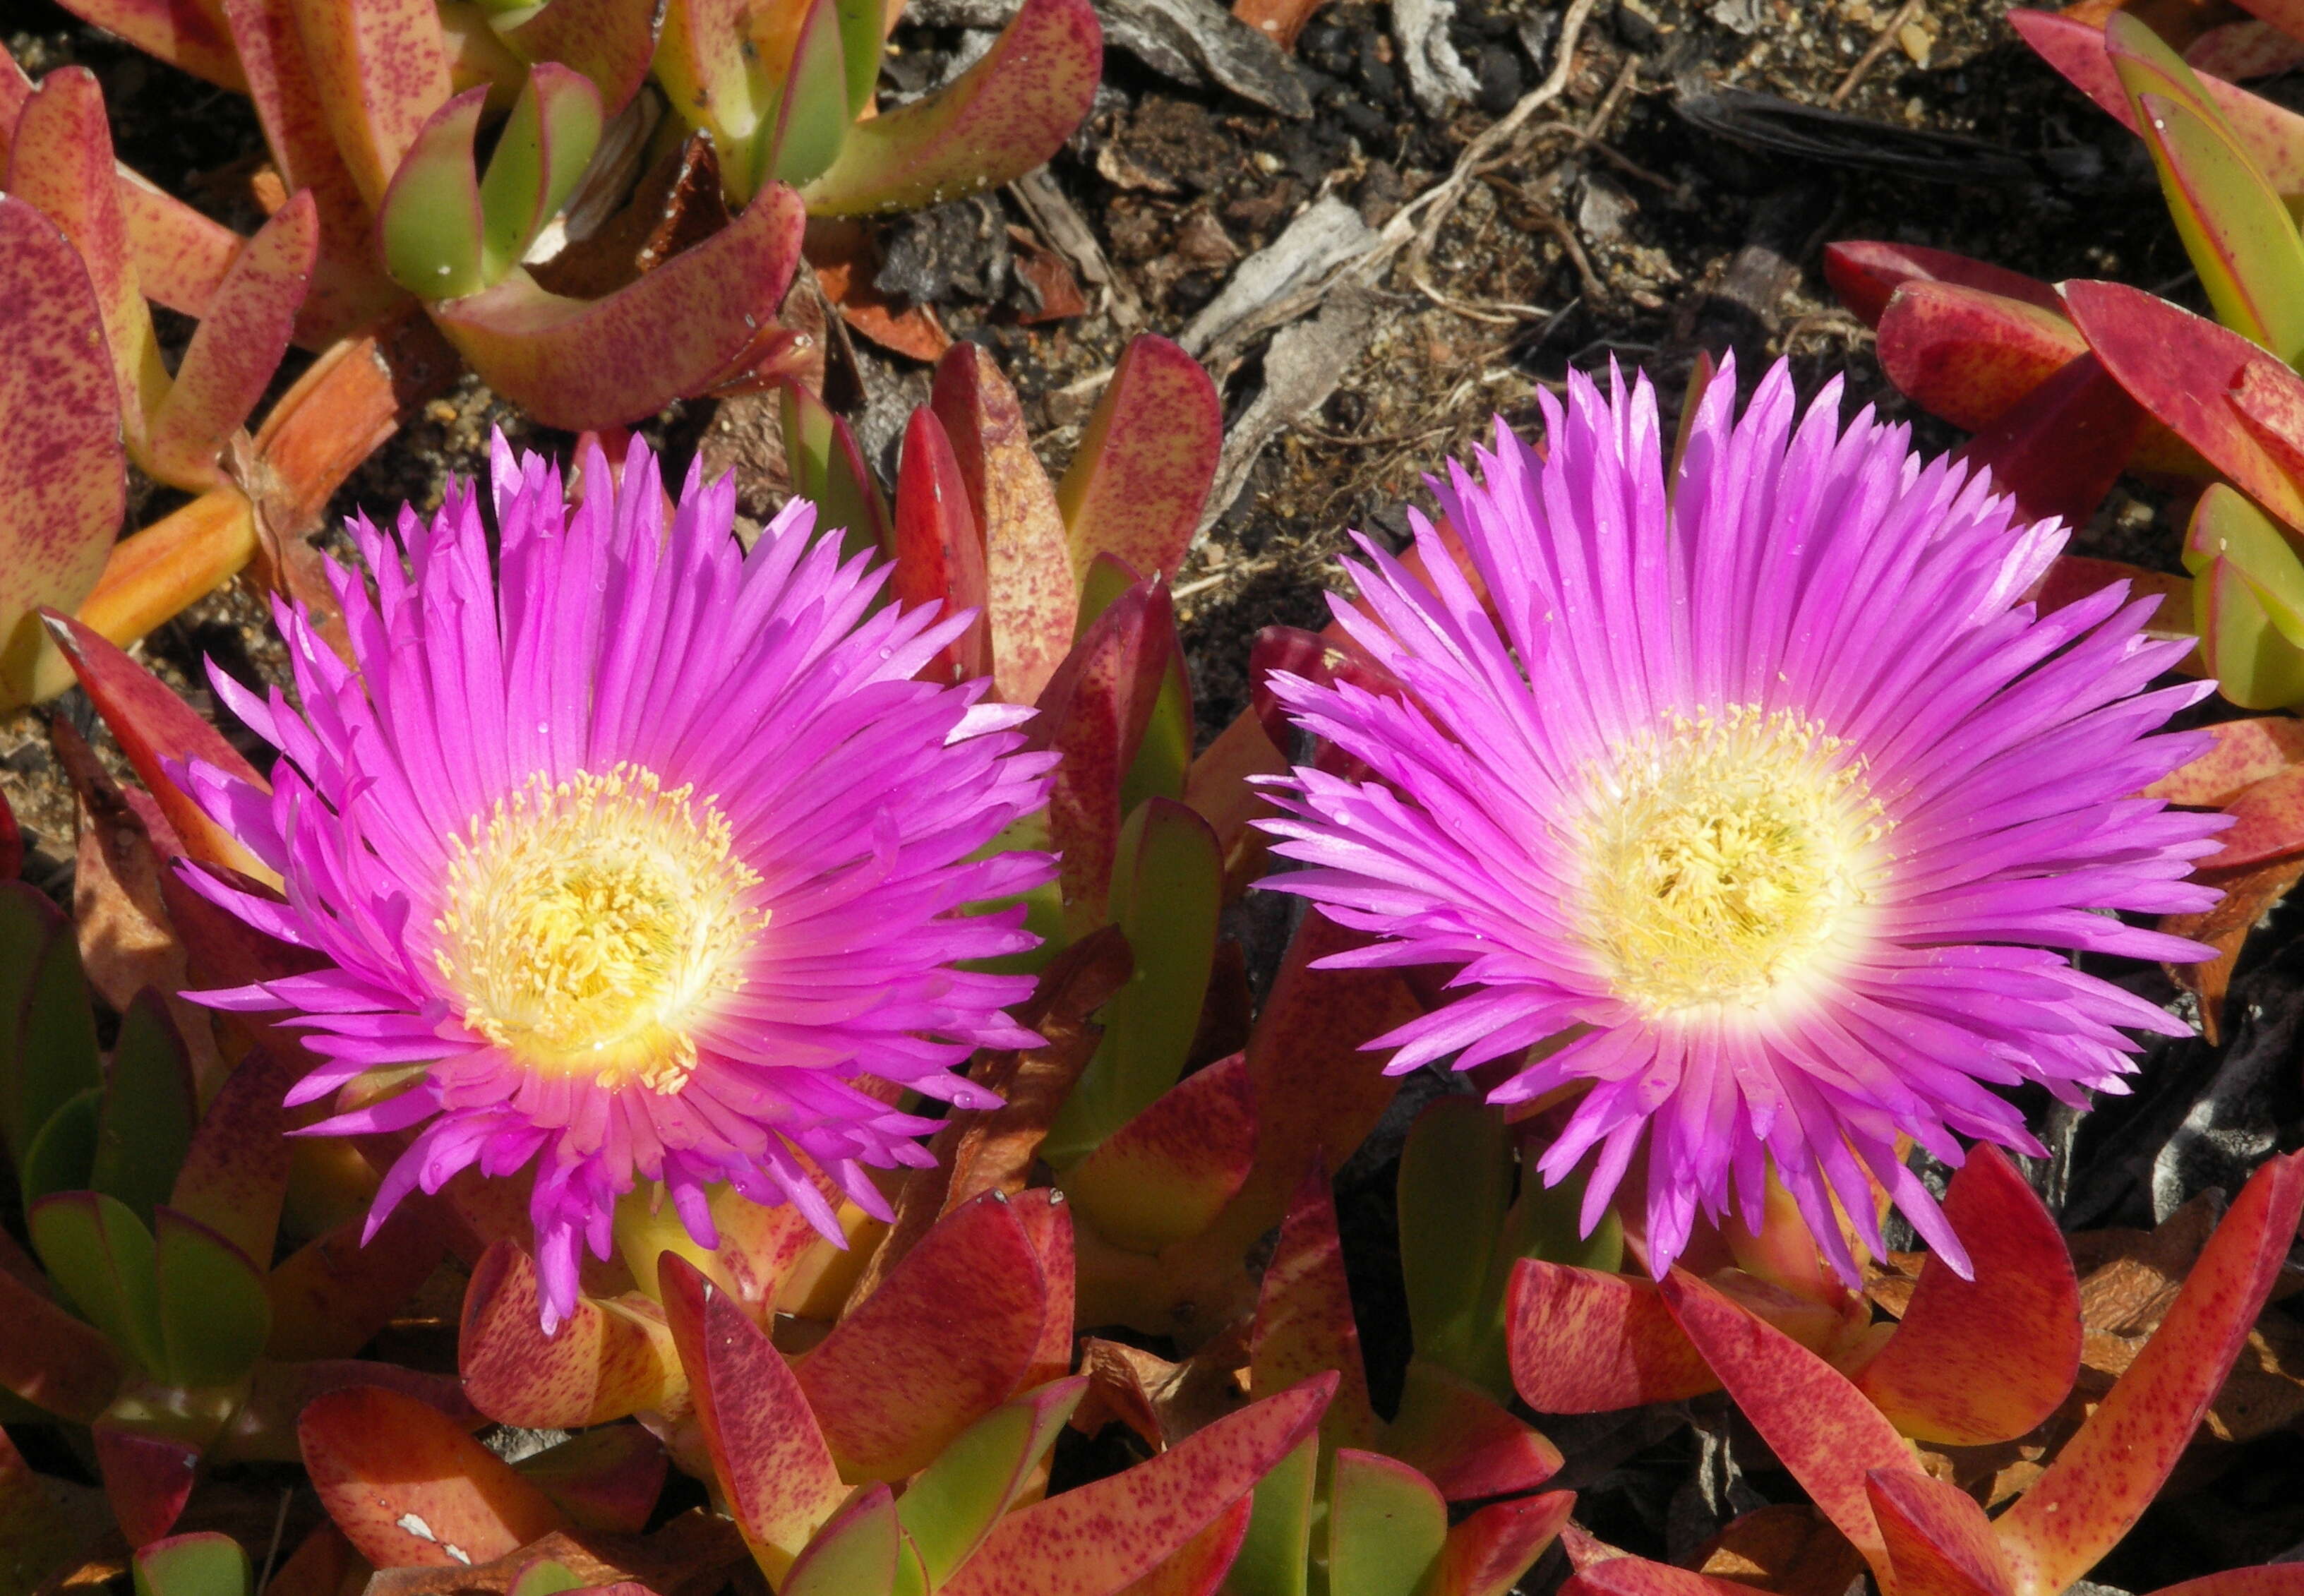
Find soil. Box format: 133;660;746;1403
6;0;2303;1585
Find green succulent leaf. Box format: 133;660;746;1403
781;381;893;563
762;0;851;188
20;1088;100;1211
1398;1100;1511;1388
92;990;196;1226
0;882;102;1167
132;1532;251;1596
378;85;490;299
29;1189;167;1376
2129;90;2304;364
785;1486;900;1596
833;0;883;115
2187;483;2304;707
479;64;604;283
152;1207;272;1390
1224;1434;1316;1596
1328;1450;1448;1596
896;1379;1081;1585
507;1561;584;1596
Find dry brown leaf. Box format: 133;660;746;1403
1694;1504;1868;1596
1073;1321;1253;1451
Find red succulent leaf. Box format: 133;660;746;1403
93;1424;199;1549
1011;1187;1079;1390
1031;575;1175;930
1056;335;1223;582
1852;1146;2082;1446
1113;1495;1252;1596
301;1386;569;1567
2188;18;2304;80
1563;1555;1760;1596
0;194;125;708
515;1427;668;1535
460;1241;684;1427
658;1254;845;1576
164;1040;297;1266
2197;762;2304;872
1997;1153;2304;1596
289;0;454;208
2010;8;2304;193
891;404;991;683
798;1189;1049;1481
428;185;807;432
1249;1165;1381;1449
2065;279;2304;527
1864;1468;2013;1596
40;608;273;881
222;1359;482;1463
1823;241;2065;327
1064;1051;1256;1254
49;0;243;87
937;1374;1335;1596
0;1263;121;1422
1427;1491;1576;1596
2151;1572;2304;1596
1384;1359;1563;1502
0;786;18;880
1656;1270;1919;1573
1876;281;2088;435
1506;1260;1717;1411
1958;353;2147;529
799;0;1101;217
931;340;1077;704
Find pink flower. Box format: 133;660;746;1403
181;436;1054;1327
1259;359;2227;1280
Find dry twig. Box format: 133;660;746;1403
1829;0;1924;107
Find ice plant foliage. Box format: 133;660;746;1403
178;438;1055;1326
1260;359;2229;1281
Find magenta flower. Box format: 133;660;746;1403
1259;359;2228;1281
180;436;1055;1326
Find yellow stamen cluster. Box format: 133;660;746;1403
433;764;766;1092
1577;704;1888;1018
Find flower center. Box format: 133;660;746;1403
434;764;765;1091
1577;705;1886;1017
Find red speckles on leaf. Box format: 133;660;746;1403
1507;1261;1717;1412
460;1242;683;1428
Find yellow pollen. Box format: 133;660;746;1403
433;764;765;1092
1576;704;1888;1017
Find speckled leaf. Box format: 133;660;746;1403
799;0;1100;216
1425;1492;1576;1596
1957;352;2146;529
1875;280;2089;435
1864;1470;2012;1596
460;1240;683;1427
2186;17;2304;79
2152;716;2304;806
0;1246;122;1420
931;340;1076;703
504;0;659;114
1657;1271;1918;1574
1561;1555;1765;1596
133;1530;251;1596
0;194;125;707
1057;335;1222;582
2125;84;2304;363
2067;280;2304;527
1045;796;1222;1158
1249;1165;1379;1448
166;1041;296;1266
659;1254;845;1578
1328;1449;1447;1596
515;1428;668;1536
1118;1494;1252;1596
1383;1358;1561;1504
146;191;316;488
891;404;990;682
1853;1146;2081;1446
219;1358;481;1464
48;0;241;86
899;1379;1081;1585
2011;8;2304;194
1063;1051;1255;1253
937;1374;1334;1596
479;64;603;282
301;1385;568;1568
1820;239;2065;326
43;611;275;881
798;1189;1048;1481
1996;1152;2304;1596
289;0;454;208
427;183;806;431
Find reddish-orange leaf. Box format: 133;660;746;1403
1056;335;1222;584
1564;1554;1772;1596
890;404;990;683
1112;1493;1252;1596
1864;1469;2013;1596
268;1201;448;1362
300;1386;568;1567
1657;1271;1918;1572
2147;716;2304;805
1823;240;2065;327
798;1189;1048;1480
93;1424;199;1549
1997;1153;2304;1596
1507;1261;1717;1412
1427;1491;1576;1596
460;1241;683;1427
1064;1052;1256;1254
1957;353;2146;529
1384;1358;1562;1503
1249;1165;1379;1448
1876;281;2088;435
1853;1146;2081;1446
